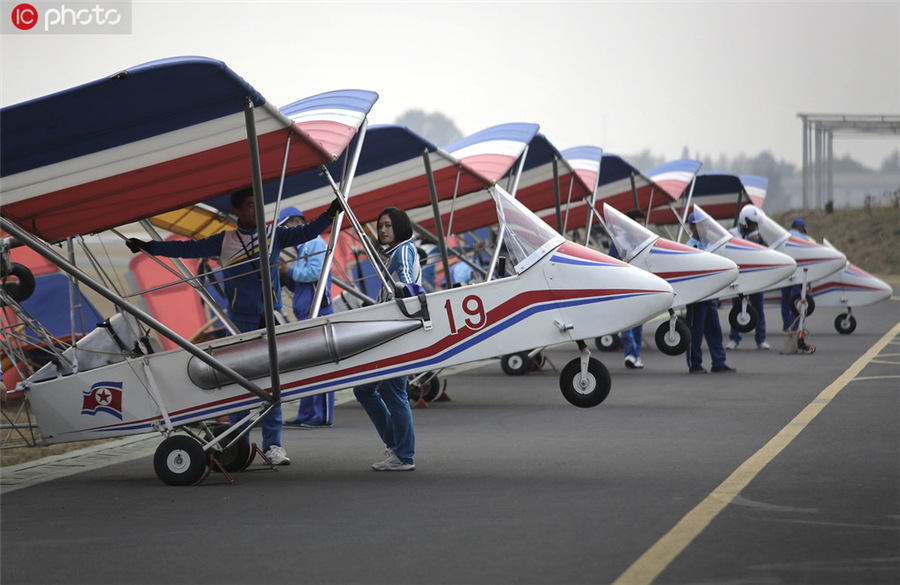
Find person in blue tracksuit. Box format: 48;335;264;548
277;206;335;429
685;212;736;374
126;189;341;465
726;205;769;350
781;217;810;332
353;206;422;472
608;209;646;369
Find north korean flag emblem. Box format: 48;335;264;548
81;381;123;420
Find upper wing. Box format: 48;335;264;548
0;56;376;242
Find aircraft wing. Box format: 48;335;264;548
0;56;377;242
645;159;703;201
204;123;543;237
739;174;768;208
678;172;749;225
495;134;594;234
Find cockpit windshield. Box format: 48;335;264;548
491;186;564;274
756;212;791;248
603;204;656;262
690;205;732;252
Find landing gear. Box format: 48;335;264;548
728;297;758;333
559;341;611;408
834;312;856;335
208;423;252;473
154;435;208;486
655;312;690;356
501;351;543;376
595;333;621;352
407;371;443;402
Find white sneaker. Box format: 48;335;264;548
725;340;739;350
372;457;415;471
264;445;291;466
757;342;770;350
632;358;644;369
624;356;636;369
371;448;397;469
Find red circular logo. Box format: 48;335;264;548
11;3;38;30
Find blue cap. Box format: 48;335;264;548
688;211;703;224
791;217;806;230
277;206;305;225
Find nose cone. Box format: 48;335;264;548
810;263;894;306
548;242;674;336
714;237;797;296
773;236;847;287
639;239;738;305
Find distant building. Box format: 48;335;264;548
766;171;900;213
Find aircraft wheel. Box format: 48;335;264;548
834;313;856;335
655;319;691;356
790;294;816;317
0;262;36;305
595;334;621;352
501;352;542;376
209;423;252;472
728;303;758;333
559;357;611;408
407;372;443;402
154;435;208;486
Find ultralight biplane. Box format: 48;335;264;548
1;57;674;485
530;149;792;354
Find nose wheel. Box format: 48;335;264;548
790;294;816;317
834;312;856;335
559;351;611;408
501;351;544;376
595;334;621;352
655;313;690;355
728;299;759;333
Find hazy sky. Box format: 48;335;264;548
2;1;899;170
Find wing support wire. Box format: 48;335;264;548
137;220;240;336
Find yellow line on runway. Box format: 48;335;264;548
852;374;900;382
612;319;900;585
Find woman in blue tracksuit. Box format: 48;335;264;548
126;188;341;465
353;207;421;471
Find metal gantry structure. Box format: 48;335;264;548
798;113;900;210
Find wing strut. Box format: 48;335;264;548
552;157;562;233
422;149;453;289
244;98;282;403
311;118;368;317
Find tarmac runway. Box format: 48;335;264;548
2;298;898;585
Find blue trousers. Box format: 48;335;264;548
621;325;643;359
354;376;415;465
228;314;283;451
685;300;728;371
781;285;801;332
729;293;766;344
292;393;334;426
